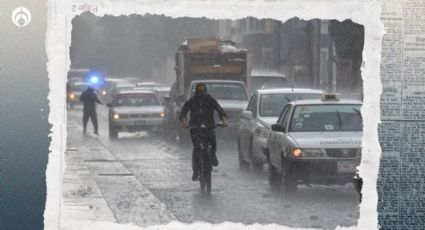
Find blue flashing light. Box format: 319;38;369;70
84;70;105;90
90;76;99;84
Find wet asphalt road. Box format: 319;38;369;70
67;105;360;229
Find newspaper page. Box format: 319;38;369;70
379;0;425;228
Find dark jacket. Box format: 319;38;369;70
80;88;101;112
179;92;227;126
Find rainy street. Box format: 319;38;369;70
64;105;360;229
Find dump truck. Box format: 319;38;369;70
165;37;249;143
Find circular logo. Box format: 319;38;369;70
12;7;31;27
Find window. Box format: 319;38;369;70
289;104;362;132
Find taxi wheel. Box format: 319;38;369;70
354;177;363;203
238;138;250;171
249;138;263;172
268;164;282;190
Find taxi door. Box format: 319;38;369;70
268;104;292;171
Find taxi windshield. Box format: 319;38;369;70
289;104;362;132
259;93;322;117
114;93;159;107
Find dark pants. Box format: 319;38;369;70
190;127;216;171
83;110;98;133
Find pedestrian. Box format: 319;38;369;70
80;85;102;135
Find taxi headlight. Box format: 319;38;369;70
292;148;322;158
113;114;120;120
301;148;323;157
292;148;302;158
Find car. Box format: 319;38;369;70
238;88;324;171
263;95;362;194
135;81;166;90
153;86;171;105
248;70;289;95
107;90;166;139
101;78;132;101
67;82;90;108
187;80;249;139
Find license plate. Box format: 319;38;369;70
337;161;356;173
134;120;145;125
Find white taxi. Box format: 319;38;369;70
238;88;323;171
264;95;362;193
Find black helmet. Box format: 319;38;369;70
195;83;207;94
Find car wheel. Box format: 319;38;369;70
282;157;297;194
268;163;282;190
238;138;250;170
249;138;263;172
109;124;118;139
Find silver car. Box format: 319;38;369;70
107;90;165;139
264;95;363;193
238;88;323;171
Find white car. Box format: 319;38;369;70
264;95;363;194
248;70;289;95
107;90;165;139
188;80;249;138
238;88;324;171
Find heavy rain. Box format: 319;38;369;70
64;13;364;229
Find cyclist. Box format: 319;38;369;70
180;83;228;181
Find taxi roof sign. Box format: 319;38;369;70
322;94;339;101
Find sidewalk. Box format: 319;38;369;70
62;121;117;223
62;118;177;226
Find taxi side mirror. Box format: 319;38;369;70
271;123;285;133
242;111;253;120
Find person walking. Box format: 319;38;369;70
80;86;102;135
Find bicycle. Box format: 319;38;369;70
189;123;223;194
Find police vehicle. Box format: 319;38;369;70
264;94;362;194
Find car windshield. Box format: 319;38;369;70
251;76;288;91
259;93;322;117
156;91;169;103
114;93;159;107
191;82;248;100
289;104;362;132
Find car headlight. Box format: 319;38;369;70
69;93;75;100
292;148;322;158
113;114;120;120
102;90;106;95
160;112;165;118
